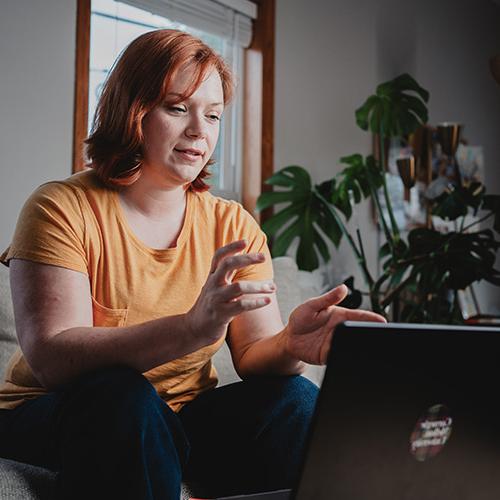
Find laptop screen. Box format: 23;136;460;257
293;322;500;500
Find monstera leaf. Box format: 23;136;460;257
396;228;500;291
441;231;500;289
256;156;387;271
256;166;344;271
355;73;429;137
330;154;385;219
432;183;485;221
482;194;500;233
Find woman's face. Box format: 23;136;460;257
141;66;224;188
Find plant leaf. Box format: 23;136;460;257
389;73;430;102
257;165;342;271
355;95;378;131
401;94;429;124
330;154;384;220
407;228;443;256
271;219;302;257
255;190;305;212
296;204;318;271
354;73;429;138
432;190;468;220
482;194;500;233
261;202;305;236
315;203;343;247
264;165;311;189
313;226;330;262
433;183;486;221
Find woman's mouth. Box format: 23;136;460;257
174;148;204;162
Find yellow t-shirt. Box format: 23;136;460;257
0;170;273;411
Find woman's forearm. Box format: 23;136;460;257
234;327;305;379
31;314;214;390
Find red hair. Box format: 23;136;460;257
85;29;234;191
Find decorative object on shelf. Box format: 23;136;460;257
256;73;500;324
396;156;416;201
436;122;463;186
455;143;484;186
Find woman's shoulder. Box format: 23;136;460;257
27;169;113;214
192;189;250;221
191;190;262;235
30;169;105;199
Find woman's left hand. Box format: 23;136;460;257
284;285;386;365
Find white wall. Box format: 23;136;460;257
275;0;500;314
0;0;77;251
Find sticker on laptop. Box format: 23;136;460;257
409;404;453;462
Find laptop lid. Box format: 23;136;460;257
293;321;500;500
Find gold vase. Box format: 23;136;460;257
437;122;463;185
437;123;461;156
396;156;416;201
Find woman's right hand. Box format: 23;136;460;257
186;240;276;346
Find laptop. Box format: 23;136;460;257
215;321;500;500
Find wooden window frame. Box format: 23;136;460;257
72;0;90;173
242;0;275;222
72;0;275;222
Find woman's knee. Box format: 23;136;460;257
70;365;153;396
263;375;319;411
60;365;167;423
283;374;319;399
277;375;319;419
57;366;188;458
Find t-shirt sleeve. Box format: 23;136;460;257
231;205;273;283
0;182;88;274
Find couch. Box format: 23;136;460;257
0;257;326;499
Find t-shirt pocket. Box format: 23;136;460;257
91;297;128;327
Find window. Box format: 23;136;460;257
89;0;253;200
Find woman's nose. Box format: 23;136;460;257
185;114;207;139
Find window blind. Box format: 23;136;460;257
119;0;256;47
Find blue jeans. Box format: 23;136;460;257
0;366;318;500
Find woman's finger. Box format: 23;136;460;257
341;308;387;323
306;285;349;311
212;252;266;284
223;296;271;315
218;280;276;301
209;240;247;274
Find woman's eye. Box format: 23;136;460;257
169;106;186;113
208;114;221;121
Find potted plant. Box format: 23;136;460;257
256;74;500;323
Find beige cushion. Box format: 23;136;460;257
0;265;17;381
272;256;302;321
273;258;326;385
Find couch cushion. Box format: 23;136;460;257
273;258;326;385
0;457;193;500
272;256;302;321
0;458;56;500
213;341;240;387
0;266;17;380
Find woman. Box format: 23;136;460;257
0;30;385;499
